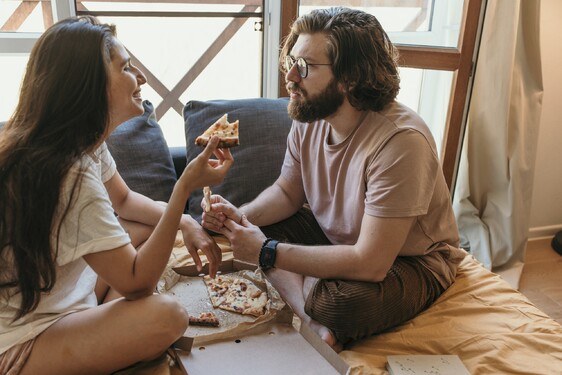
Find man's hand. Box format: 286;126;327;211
221;215;267;265
201;194;243;233
180;214;222;277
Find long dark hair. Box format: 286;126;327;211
0;16;116;320
280;7;400;112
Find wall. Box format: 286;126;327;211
528;0;562;238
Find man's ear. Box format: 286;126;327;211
339;81;355;93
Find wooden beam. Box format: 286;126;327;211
441;0;484;191
156;5;259;118
1;1;38;32
41;0;54;29
278;0;298;98
397;46;460;71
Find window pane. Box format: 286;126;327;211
0;0;53;32
81;0;264;148
397;67;453;159
299;0;465;48
0;54;27;121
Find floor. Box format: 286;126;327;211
518;237;562;325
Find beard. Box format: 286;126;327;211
287;78;345;123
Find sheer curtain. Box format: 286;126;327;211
453;0;543;288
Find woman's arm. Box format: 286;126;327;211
84;138;233;299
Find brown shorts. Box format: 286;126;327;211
0;339;34;375
261;206;445;345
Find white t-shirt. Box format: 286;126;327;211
0;143;131;354
280;101;466;288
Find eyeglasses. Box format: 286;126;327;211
284;55;331;78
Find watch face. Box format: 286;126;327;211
260;240;278;269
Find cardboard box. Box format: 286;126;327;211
168;259;351;374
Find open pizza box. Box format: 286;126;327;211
163;258;351;374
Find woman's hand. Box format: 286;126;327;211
180;136;233;189
180;214;222;277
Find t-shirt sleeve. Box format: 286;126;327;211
280;122;304;188
98;142;117;183
365;129;439;217
55;163;130;266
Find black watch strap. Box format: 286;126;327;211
259;238;278;271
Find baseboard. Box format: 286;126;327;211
528;224;562;240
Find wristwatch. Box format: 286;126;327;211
259;238;279;271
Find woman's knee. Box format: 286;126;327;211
142;294;189;342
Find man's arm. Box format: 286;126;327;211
226;213;415;282
204;174;306;231
242;175;306;226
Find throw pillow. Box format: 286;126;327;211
184;98;291;221
107;100;177;203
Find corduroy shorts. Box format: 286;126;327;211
261;206;444;345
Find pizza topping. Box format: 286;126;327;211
203;275;268;317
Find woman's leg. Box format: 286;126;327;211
20;294;188;375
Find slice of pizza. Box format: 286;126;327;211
203;275;268;317
189;311;220;327
203;275;231;308
195;114;239;148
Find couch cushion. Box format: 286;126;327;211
184;98;291;221
107;100;177;203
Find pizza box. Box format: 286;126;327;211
167;259;351;375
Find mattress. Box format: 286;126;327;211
340;255;562;374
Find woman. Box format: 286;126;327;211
0;16;233;374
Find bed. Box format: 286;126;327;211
116;237;562;375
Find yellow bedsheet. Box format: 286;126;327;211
340;255;562;374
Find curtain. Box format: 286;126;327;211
453;0;543;289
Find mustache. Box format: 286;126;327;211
286;82;304;95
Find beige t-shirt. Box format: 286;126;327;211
0;143;131;354
280;101;465;288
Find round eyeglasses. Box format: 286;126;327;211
284;55;331;78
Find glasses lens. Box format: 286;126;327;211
296;58;307;78
284;56;292;72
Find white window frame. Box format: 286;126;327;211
0;0;75;54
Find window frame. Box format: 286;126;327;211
0;0;75;50
279;0;487;193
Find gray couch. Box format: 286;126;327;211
108;97;292;221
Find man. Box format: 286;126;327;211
202;7;465;351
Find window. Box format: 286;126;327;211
281;0;486;191
1;0;485;191
0;0;74;121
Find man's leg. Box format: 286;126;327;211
261;206;342;349
265;268;341;351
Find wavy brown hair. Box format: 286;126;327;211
280;7;400;112
0;16;116;320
